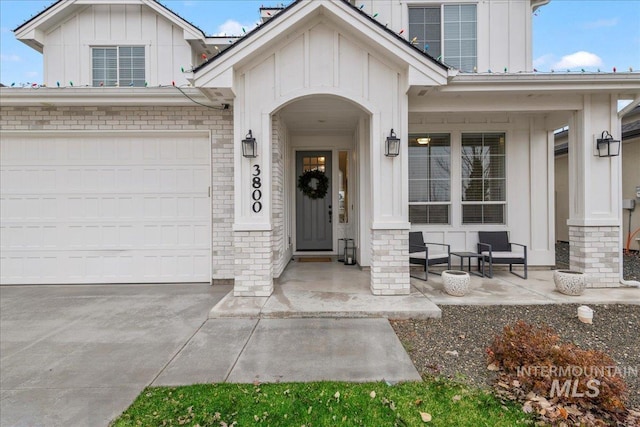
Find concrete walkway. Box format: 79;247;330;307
0;283;419;427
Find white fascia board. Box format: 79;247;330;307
408;65;447;87
0;87;215;107
142;0;206;40
443;73;640;94
13;1;75;51
194;67;234;91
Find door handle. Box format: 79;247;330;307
328;210;332;223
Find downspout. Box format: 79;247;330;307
617;98;640;287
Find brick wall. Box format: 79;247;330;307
370;228;410;295
0;105;235;280
234;230;273;296
569;225;620;287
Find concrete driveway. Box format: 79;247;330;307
0;284;421;427
0;284;230;427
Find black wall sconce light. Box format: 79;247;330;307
596;131;620;157
242;130;257;158
385;129;400;157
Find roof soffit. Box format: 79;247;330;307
192;0;448;88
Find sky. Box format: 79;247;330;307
0;0;639;86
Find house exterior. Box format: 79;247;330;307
1;0;638;294
556;106;640;251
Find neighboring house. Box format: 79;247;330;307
1;0;638;294
555;106;640;250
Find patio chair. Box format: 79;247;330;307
477;231;527;279
409;231;451;281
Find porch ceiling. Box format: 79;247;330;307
278;95;362;134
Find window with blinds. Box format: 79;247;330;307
408;4;477;72
408;134;451;224
461;133;506;224
92;46;145;87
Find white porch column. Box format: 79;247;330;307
369;96;411;295
232;96;274;296
567;94;622;287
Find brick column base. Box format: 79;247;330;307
233;230;273;296
569;225;620;288
370;229;410;295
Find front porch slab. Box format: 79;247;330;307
209;261;441;319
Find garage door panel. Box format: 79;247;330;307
1;133;211;284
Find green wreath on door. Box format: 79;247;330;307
297;170;329;200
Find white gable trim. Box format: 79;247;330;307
14;0;206;52
192;0;448;89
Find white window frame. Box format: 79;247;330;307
460;132;506;225
408;133;452;225
91;45;146;87
407;3;477;72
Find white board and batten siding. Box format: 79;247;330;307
0;132;211;284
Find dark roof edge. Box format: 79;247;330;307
192;0;302;73
14;0;207;38
341;0;448;71
193;0;449;74
13;0;60;32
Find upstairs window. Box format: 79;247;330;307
409;134;451;224
461;133;506;224
409;4;477;72
92;46;145;87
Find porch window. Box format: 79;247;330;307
92;46;145;87
461;133;506;224
408;134;451;224
408;4;477;72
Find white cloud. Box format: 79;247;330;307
0;53;22;62
215;19;244;36
583;18;618;30
553;51;603;70
533;53;554;69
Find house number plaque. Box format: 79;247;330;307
252;164;262;213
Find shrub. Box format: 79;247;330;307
487;320;627;415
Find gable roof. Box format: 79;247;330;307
14;0;207;52
192;0;448;75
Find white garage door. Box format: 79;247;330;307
1;132;211;284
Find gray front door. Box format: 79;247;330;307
296;151;332;251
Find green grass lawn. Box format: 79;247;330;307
111;379;535;426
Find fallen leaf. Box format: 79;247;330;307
512;380;521;387
370;390;376;398
459;334;466;339
445;350;459;357
558;407;568;419
420;412;432;422
307;406;312;414
523;403;533;413
334;391;340;399
498;381;510;389
452;395;461;402
487;363;500;371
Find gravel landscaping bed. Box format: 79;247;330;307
391;304;640;413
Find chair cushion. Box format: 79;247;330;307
411;251;449;260
481;251;525;260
